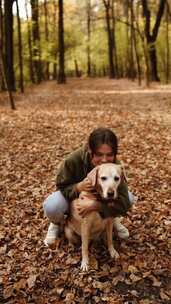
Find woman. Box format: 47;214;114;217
43;127;134;246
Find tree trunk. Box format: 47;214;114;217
44;0;49;80
148;40;160;81
52;0;58;80
74;59;81;77
16;0;24;92
25;0;35;83
129;0;136;80
0;0;15;109
0;0;4;90
103;0;115;78
111;0;119;78
31;0;42;83
4;0;16;91
166;2;170;83
58;0;66;84
142;0;166;81
130;0;141;85
53;63;57;79
87;0;91;77
124;0;129;77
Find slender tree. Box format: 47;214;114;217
166;1;170;83
123;0;136;79
30;0;42;83
74;59;81;77
0;0;3;90
103;0;115;78
129;0;136;80
16;0;24;92
123;0;130;77
44;0;49;80
142;0;166;81
52;0;58;80
130;0;141;85
0;0;15;109
4;0;16;91
111;0;118;78
25;0;35;83
58;0;66;84
87;0;91;77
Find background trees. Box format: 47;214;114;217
0;0;16;109
30;0;42;83
58;0;66;83
0;0;170;92
4;0;15;91
142;0;166;81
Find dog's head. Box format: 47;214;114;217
87;163;122;200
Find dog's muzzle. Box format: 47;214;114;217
107;190;115;199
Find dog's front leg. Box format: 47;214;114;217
80;220;90;271
106;219;119;260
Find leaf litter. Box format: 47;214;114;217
0;78;171;303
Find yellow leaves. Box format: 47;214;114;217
27;274;37;289
129;273;142;283
139;300;152;304
127;265;139;273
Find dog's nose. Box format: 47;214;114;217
107;190;114;198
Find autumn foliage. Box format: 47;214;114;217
0;78;171;303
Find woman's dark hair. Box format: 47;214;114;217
88;127;118;156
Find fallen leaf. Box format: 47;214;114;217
149;274;161;287
27;274;37;289
129;273;142;282
127;265;139;273
160;288;170;301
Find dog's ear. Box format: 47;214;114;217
87;166;99;187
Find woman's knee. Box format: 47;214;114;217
43;191;68;222
128;191;136;205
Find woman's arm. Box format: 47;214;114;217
56;148;88;201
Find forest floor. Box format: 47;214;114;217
0;78;171;304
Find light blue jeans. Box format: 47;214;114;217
43;191;135;224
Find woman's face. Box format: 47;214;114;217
90;144;115;167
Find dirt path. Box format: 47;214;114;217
0;78;171;304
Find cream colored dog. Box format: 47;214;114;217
65;163;122;271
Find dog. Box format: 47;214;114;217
64;163;123;271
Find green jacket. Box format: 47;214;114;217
56;146;132;217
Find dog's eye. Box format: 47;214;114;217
114;176;120;181
101;176;107;181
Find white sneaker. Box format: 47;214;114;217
44;223;59;246
113;217;129;239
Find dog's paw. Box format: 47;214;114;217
109;247;120;260
81;259;89;271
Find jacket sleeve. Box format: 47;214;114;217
100;180;132;218
56;158;80;201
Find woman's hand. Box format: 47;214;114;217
76;177;94;193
